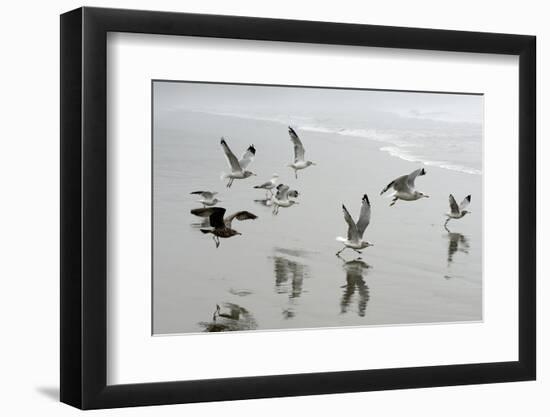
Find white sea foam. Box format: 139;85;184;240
188;109;482;176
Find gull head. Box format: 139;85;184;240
415;191;429;199
243;171;257;178
461;210;471;217
361;241;374;248
306;161;316;166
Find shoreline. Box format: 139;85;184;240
153;110;483;334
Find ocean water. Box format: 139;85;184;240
153;105;483;335
196;110;482;176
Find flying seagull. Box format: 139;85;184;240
190;191;221;207
220;138;256;188
272;184;299;215
380;168;429;206
287;127;315;179
191;207;257;248
253;173;279;196
445;194;471;227
336;194;374;256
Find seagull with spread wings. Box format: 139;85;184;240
220;138;256;188
253;173;279;196
336;194;374;256
272;184;299;215
287;127;315;179
190;191;221;207
191;207;257;248
380;168;429;206
445;194;471;227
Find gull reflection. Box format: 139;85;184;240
273;254;308;299
271;248;310;319
444;224;470;266
198;302;258;332
338;255;370;317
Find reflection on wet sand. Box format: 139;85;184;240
271;248;310;319
198;302;258;332
338;256;370;317
444;225;470;266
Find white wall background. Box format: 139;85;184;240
0;0;544;415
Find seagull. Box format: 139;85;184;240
191;207;257;248
220;138;256;188
380;168;429;206
336;194;373;256
272;184;299;215
253;173;279;196
190;191;221;207
287;127;315;179
445;194;471;227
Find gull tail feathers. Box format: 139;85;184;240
336;237;348;243
220;172;229;180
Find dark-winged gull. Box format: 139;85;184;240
287;127;315;179
272;184;299;215
253;173;279;196
191;206;257;248
220;138;256;188
336;194;374;255
380;168;429;206
445;194;471;227
190;190;221;207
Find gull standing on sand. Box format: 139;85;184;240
220;138;256;188
445;194;471;227
253;173;279;196
191;207;257;248
336;194;374;256
380;168;429;206
287;127;316;179
272;184;299;215
190;191;221;207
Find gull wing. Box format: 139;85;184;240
191;207;226;227
459;195;471;211
275;184;290;200
342;204;360;243
220;138;242;173
224;211;258;227
288;127;305;162
381;174;408;194
356;194;371;238
254;180;272;188
190;191;216;199
406;168;426;189
208;207;227;229
239;145;256;170
448;194;459;215
190;207;214;217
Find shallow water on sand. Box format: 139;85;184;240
153;111;482;335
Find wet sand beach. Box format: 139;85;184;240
153;108;482;335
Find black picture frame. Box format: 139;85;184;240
60;6;536;410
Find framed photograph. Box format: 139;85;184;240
60;7;536;409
